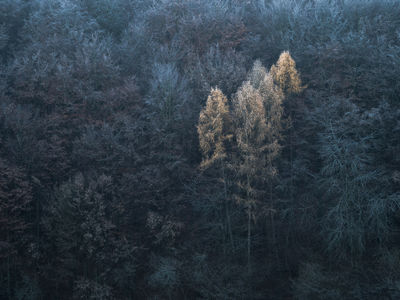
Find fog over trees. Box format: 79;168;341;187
1;0;400;299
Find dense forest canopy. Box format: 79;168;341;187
1;0;400;299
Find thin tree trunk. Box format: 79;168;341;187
7;229;11;300
290;119;294;204
7;252;11;300
222;166;234;251
247;206;251;275
36;195;40;243
246;173;251;275
226;203;234;251
266;158;279;267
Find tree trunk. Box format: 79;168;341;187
247;206;251;275
222;166;234;251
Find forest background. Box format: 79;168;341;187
1;0;400;299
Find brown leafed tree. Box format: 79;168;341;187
270;51;304;96
248;60;285;254
270;51;304;209
198;87;232;168
248;60;284;177
232;81;268;273
197;87;234;251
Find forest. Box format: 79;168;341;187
0;0;400;299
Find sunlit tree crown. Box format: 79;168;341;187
198;87;232;167
270;51;304;95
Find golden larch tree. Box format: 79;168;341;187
198;87;232;168
270;51;304;95
248;60;285;259
197;87;234;250
232;81;268;273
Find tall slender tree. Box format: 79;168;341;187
270;51;304;209
197;88;234;251
198;88;232;167
248;60;284;186
232;81;268;273
248;60;285;255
